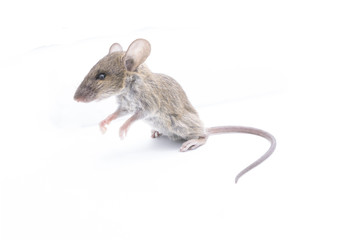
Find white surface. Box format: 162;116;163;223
1;0;359;239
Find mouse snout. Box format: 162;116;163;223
74;91;91;103
74;94;91;103
74;91;83;102
74;85;96;103
74;96;83;102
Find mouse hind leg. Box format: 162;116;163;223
180;136;208;152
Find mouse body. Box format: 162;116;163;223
74;39;276;183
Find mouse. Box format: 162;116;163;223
74;38;276;183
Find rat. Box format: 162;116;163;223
74;38;276;183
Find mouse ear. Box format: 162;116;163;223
109;43;123;54
124;39;151;72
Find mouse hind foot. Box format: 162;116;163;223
180;137;207;152
151;130;162;138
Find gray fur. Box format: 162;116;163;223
74;39;276;183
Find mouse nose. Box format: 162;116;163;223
74;95;83;102
74;90;86;102
74;94;92;103
74;87;94;103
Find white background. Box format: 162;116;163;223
1;0;359;239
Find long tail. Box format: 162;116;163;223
206;126;276;183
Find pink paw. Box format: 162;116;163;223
180;138;207;152
99;120;108;134
151;130;162;138
119;125;128;140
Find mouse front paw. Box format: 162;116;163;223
99;121;108;134
119;125;128;140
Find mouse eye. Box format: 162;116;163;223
96;73;106;80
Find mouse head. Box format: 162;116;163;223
74;38;151;102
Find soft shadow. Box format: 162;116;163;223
145;136;183;151
98;136;183;163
